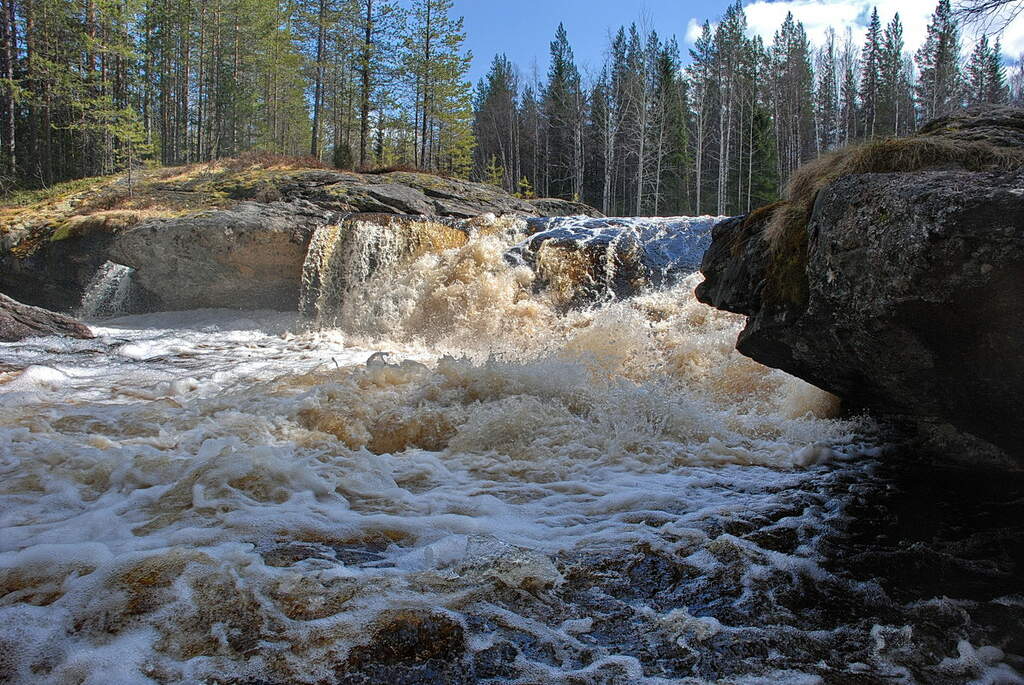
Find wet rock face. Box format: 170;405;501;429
1;169;603;313
513;216;718;306
111;200;334;312
0;230;116;313
697;167;1024;460
0;293;93;341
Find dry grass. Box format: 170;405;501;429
759;136;1024;306
2;153;333;256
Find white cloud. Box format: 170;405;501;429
685;17;705;43
686;0;1024;63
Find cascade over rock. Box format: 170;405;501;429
696;107;1024;459
1;168;603;314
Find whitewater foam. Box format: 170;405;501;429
0;216;1018;684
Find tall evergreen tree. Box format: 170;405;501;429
473;54;519;190
915;0;963;122
878;14;912;137
770;12;815;182
814;29;839;153
543;23;584;201
966;36;1010;105
352;0;403;168
403;0;473;172
859;8;883;138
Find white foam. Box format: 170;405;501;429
0;224;891;683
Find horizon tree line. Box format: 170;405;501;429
0;0;1017;217
475;0;1013;217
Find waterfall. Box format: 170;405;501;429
299;213;722;333
78;261;136;319
299;214;473;328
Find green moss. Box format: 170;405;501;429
49;224;74;242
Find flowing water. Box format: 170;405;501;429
1;216;1021;684
78;261;138;320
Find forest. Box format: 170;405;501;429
0;0;1016;216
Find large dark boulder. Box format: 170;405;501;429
0;293;93;341
697;110;1024;459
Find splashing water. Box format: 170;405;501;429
1;216;1020;684
78;261;137;319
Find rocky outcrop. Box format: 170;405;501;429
0;227;116;314
1;167;602;313
697;108;1024;459
0;293;93;341
513;216;719;306
111;200;334;312
526;197;605;218
277;170;548;218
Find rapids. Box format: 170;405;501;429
1;215;1021;684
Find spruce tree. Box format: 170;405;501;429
687;21;715;214
473;54;519;190
967;36;993;105
877;14;914;137
814;29;839;153
986;39;1009;104
543;23;584;201
859;8;883;138
915;0;963;122
770;12;815;182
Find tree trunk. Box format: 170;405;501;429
358;0;372;168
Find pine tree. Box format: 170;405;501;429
403;0;473;172
915;0;963;122
543;23;585;201
353;0;403;168
814;29;839;153
859;8;883;138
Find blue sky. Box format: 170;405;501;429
453;0;1024;85
454;1;699;83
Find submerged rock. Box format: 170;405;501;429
339;610;470;685
0;293;93;341
697;108;1024;459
